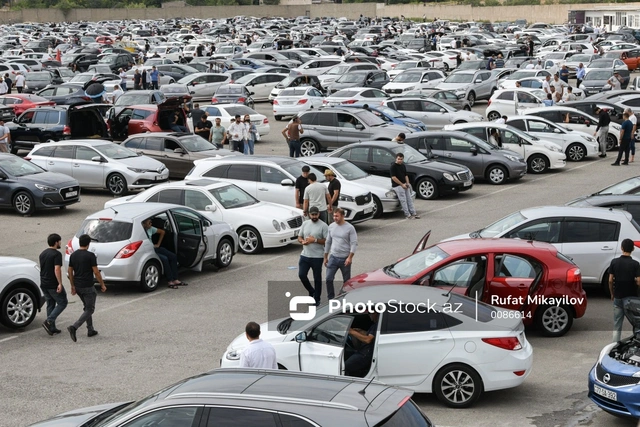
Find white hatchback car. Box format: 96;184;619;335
27;140;169;196
104;180;304;255
221;285;533;408
0;257;44;329
273;87;325;121
445;206;640;290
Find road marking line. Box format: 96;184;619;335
0;335;18;343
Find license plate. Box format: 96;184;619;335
364;207;373;214
463;180;472;187
293;230;299;237
594;385;617;401
65;191;78;198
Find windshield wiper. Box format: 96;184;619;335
278;317;293;334
383;265;401;278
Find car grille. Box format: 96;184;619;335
457;171;472;181
60;185;80;200
287;216;304;229
385;89;403;94
355;192;372;206
595;363;640;387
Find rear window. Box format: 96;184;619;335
76;219;133;243
376;400;432;427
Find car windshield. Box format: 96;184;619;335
332;160;368;180
70;74;94;83
98;56;117;64
0;156;44;177
507;71;535;80
394;72;421;83
209;184;258;209
585;70;612;80
234;74;258;85
216;86;243;95
396;62;417;70
570;54;593;63
390;145;427;164
95;143;139;159
588;60;612;69
115;93;152;106
75;219;133;242
336;73;365;83
477;211;527;238
280;88;308;97
385;245;449;279
178;135;219;152
376;106;404;118
546;53;565;60
444;73;474;84
26;72;51;81
596;177;640;195
161;85;189;95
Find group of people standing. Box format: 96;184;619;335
223;114;258;155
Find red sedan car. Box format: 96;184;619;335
0;94;55;117
343;233;587;337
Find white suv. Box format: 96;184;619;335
0;257;44;329
185;156;376;223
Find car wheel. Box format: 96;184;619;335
274;115;282;121
140;261;160;292
238;226;263;254
300;138;318;156
467;92;476;107
433;363;483;408
486;165;507;185
107;173;128;197
13;191;34;216
416;178;439;200
372;195;384;219
527;154;548;174
535;304;573;337
487;111;501;121
606;134;616;151
566;143;586;162
215;238;234;268
0;287;37;329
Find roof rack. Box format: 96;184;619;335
167;392;360;411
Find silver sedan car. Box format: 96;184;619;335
383;97;484;130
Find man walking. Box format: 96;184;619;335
325;169;340;223
295;166;310;210
133;69;142;90
303;173;331;223
609;238;640;342
576;63;586;87
209;117;227;148
613;112;634;166
149;66;159;90
324;208;357;301
391;153;419;219
239;321;278;369
282;116;303;158
67;234;107;342
626;107;637;163
594;106;611;157
14;72;25;93
227;115;246;153
40;233;67;335
298;206;329;305
608;72;622;91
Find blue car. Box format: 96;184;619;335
343;104;428;131
588;298;640;419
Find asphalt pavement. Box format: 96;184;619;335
1;96;640;427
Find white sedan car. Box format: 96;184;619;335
221;285;533;408
234;72;289;102
273;86;325;121
322;87;389;107
104;180;304;255
201;103;270;136
382;69;446;97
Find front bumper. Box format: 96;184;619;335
439;180;474;196
549;155;567;170
261;229;299;249
340;199;375;224
128;170;170;189
37;185;80;209
589;363;640;418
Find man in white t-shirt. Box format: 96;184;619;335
626;107;637;162
238;321;277;369
15;72;25;93
0;78;8;96
542;75;551;95
303;172;332;223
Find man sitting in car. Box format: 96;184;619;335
345;312;379;378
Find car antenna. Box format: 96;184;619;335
109;206;118;215
444;282;457;298
358;376;376;396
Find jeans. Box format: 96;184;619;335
325;255;351;300
613;297;631;342
170;124;188;133
151;81;158;90
597;125;609;155
614;139;631;164
72;286;96;332
121;82;127;91
393;185;416;217
155;247;178;282
244;138;255;155
42;287;68;326
299;255;323;304
231;140;244;152
289;139;301;158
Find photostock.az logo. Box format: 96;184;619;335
286;292;316;321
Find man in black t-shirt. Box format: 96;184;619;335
67;234;107;342
345;312;379;377
324;169;341;224
39;233;67;336
609;238;640;342
390;153;419;220
295;166;310;210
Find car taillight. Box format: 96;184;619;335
567;267;581;285
323;100;328;104
273;99;279;105
342;99;357;104
211;97;218;103
237;97;246;103
634;241;640;249
115;240;143;259
62;125;71;135
65;239;73;255
391;64;396;69
297;99;308;104
263;118;268;124
487;99;491;106
481;337;522;351
229;80;234;84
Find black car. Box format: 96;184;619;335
8;104;109;154
328;70;390;94
62;53;99;73
327;141;474;199
36;84;90;105
0;154;80;215
29;369;433;427
567;194;640;222
97;53;135;73
23;71;64;94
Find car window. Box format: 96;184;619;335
497;91;514;101
381;310;456;334
535;111;561;122
123;407;199;427
346;147;369;162
227;164;258;181
35;111;60;124
157;189;182;205
337;113;358;128
425;136;445;150
433;257;486;289
278;413;316;427
18;110;34;124
145;137;164;152
372;147;395;164
563;220;619;243
206;408;278;427
124;137;145;149
132;109;152;120
517;92;538;104
527;120;554;133
506;219;561;243
52;145;74;159
260;166;288;184
76;219;133;242
203;164;229;178
396;100;421;111
508;119;527;131
184;190;211;211
494;255;536;278
446;137;473;152
173;209;203;236
75;146;98;161
422;101;443;113
32;146;55;157
164;138;181;152
308;315;352;346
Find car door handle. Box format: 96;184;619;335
601;246;614;250
445;153;452;157
48;161;54;165
326;353;337;359
73;164;80;167
427;336;446;342
258;187;268;191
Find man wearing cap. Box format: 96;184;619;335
297;206;329;305
325;169;341;223
608;72;622;91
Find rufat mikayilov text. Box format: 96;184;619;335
490;295;585;306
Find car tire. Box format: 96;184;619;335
0;287;37;329
215;238;234;268
238;227;263;254
606;134;617;151
13;191;34;216
433;363;483;408
566;143;586;162
453;120;467;125
300;138;318;156
487;111;501;121
140;261;161;292
485;165;507;185
416;178;439;200
274;115;282;121
169;79;175;84
372;195;384;219
467;91;476;107
527;154;549;174
106;173;128;197
535;304;573;337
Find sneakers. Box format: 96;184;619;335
406;216;413;220
52;328;62;334
599;154;607;158
67;325;77;342
42;321;54;336
412;214;421;219
612;162;620;166
87;330;99;338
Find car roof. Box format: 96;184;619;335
405;130;477;139
519;205;633;221
436;237;557;254
36;139;115;147
196;155;301;166
128;132;194;138
87;203;186;221
576;194;640;205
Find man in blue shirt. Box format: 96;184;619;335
576;63;586;87
150;66;159;90
613;112;634;166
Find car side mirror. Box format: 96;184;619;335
91;156;105;163
205;204;217;212
439;108;446;114
418;273;432;286
281;178;294;186
470;146;478;155
174;148;185;154
295;332;307;343
249;91;255;95
355;123;365;130
475;79;482;83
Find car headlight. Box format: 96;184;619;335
226;349;241;360
385;190;397;198
544;144;563;153
272;220;281;231
503;154;520;162
35;184;57;192
280;221;287;230
443;172;455;181
455;89;466;95
127;167;146;173
339;194;355;202
403;86;415;91
582;135;595;142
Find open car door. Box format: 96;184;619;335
486;254;537;310
169;208;208;271
413;229;432;253
298;315;354;376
